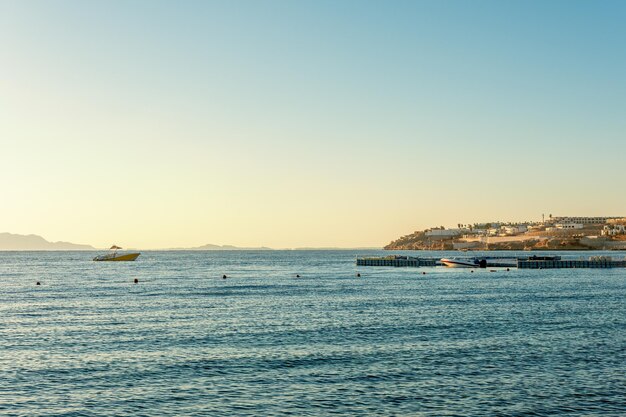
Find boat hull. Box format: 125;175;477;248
94;253;141;262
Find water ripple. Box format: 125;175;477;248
0;250;625;416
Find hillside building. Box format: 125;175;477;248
602;225;626;236
548;216;623;225
425;229;462;237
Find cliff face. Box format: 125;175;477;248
385;234;604;251
480;238;594;251
384;231;449;250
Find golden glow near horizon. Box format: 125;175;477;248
2;2;626;249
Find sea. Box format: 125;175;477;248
0;250;625;416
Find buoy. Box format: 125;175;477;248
422;272;426;275
134;278;138;284
222;275;227;279
506;268;510;272
471;270;474;273
356;273;361;277
296;274;300;278
36;281;41;286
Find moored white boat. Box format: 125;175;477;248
440;258;479;268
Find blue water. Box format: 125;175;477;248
0;250;625;416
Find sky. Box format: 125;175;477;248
1;0;625;249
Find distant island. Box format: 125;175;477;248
386;216;626;251
172;244;381;251
173;244;274;251
293;247;382;251
0;233;95;250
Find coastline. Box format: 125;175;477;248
385;237;626;251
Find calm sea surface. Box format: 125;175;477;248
0;250;625;416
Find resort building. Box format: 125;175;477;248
548;216;623;225
502;225;528;235
602;225;626;236
487;228;499;236
555;223;584;230
546;223;584;232
425;229;462;237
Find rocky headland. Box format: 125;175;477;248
385;220;626;251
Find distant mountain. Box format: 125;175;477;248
176;244;273;251
293;247;382;250
175;244;381;251
0;233;95;250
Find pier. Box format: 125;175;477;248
358;255;626;269
517;259;626;269
356;256;438;267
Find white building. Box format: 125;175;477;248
602;225;626;236
549;216;622;225
501;225;528;235
555;223;584;230
425;229;461;237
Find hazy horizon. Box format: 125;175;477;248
2;1;626;249
0;231;384;250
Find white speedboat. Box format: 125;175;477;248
440;258;480;268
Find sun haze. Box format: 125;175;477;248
2;1;625;249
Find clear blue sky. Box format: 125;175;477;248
1;1;625;248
